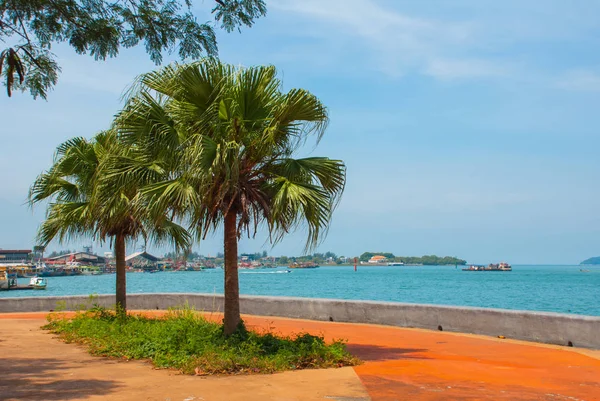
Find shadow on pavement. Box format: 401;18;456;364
0;357;122;400
347;344;429;361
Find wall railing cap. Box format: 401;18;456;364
1;293;599;322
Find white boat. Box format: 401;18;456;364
29;277;48;290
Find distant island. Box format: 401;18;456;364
359;252;467;266
580;257;600;265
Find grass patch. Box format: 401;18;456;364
43;307;360;375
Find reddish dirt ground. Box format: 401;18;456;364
1;311;599;400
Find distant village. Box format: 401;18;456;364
0;247;352;272
0;247;466;272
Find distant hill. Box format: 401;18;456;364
581;257;600;265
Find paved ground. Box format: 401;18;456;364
0;317;367;401
1;312;599;401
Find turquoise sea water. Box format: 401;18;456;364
1;265;599;316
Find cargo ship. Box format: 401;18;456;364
462;262;511;272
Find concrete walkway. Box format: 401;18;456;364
1;312;599;401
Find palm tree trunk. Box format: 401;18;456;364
223;210;240;335
115;233;127;314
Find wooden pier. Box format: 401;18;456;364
9;285;37;291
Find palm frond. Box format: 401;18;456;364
37;202;95;246
266;177;332;252
270;157;346;197
112;58;345;250
148;218;192;252
268;89;329;151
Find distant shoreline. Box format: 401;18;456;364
332;263;461;267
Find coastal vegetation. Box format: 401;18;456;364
580;257;600;265
1;0;266;98
162;251;343;265
44;307;358;375
167;251;466;267
359;252;395;262
359;252;467;265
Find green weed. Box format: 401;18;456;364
43;307;360;375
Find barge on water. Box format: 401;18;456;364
462;262;512;272
289;262;319;269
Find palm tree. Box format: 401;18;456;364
32;245;45;262
116;59;346;334
29;131;190;313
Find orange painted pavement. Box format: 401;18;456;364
1;311;599;400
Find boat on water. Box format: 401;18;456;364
38;268;76;277
387;262;404;266
240;269;292;274
29;277;48;290
37;261;84;277
0;263;38;278
79;265;103;275
462;262;512;272
288;262;319;269
0;271;11;290
188;262;205;271
239;260;277;270
0;271;48;290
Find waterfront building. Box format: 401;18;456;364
125;251;160;270
368;255;387;264
0;249;32;263
48;252;106;266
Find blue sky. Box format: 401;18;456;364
2;0;600;264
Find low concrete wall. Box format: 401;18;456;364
1;293;599;349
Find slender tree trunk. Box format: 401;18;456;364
223;210;240;335
115;233;127;314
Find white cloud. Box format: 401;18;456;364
556;69;600;92
424;58;510;80
269;0;511;80
272;0;470;37
272;0;452;43
269;0;600;89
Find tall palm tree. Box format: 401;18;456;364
117;59;346;334
29;131;191;312
32;245;45;261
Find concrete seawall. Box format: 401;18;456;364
1;293;599;349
